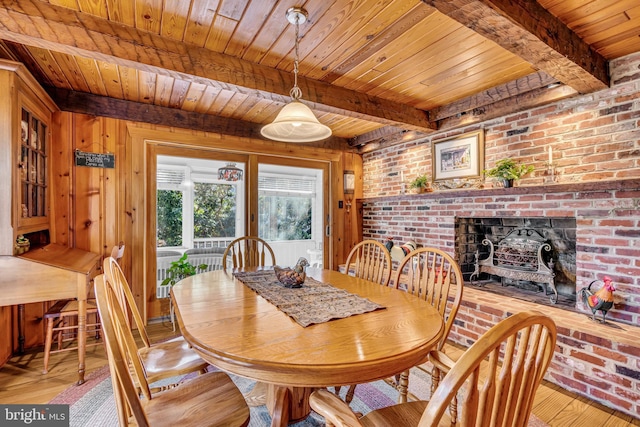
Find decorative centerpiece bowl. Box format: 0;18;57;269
274;257;310;288
274;266;306;288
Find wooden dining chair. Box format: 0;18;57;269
223;236;275;269
42;243;124;374
343;239;393;286
94;274;250;427
103;256;208;393
310;311;557;427
222;236;277;406
336;239;393;402
392;247;464;405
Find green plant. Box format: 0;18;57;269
484;158;534;181
161;253;208;286
409;174;430;189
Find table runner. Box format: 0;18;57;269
233;270;384;327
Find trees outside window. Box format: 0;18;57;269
157;189;182;247
193;182;236;239
157;162;243;249
259;195;311;241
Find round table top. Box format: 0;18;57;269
171;267;444;387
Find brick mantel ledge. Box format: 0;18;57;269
457;287;640;350
360;178;640;203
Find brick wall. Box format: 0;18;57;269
359;52;640;418
363;51;640;196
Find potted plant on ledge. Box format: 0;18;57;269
409;174;433;193
161;253;208;288
484;158;534;188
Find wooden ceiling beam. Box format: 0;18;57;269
352;128;429;154
349;126;408;147
0;0;435;132
437;84;577;130
46;86;353;149
430;71;559;121
423;0;609;94
352;83;576;152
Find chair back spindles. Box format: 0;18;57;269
344;240;392;286
309;311;556;427
336;239;393;402
390;247;465;404
42;244;125;375
95;275;153;418
419;312;557;427
96;273;250;427
223;236;275;270
104;257;151;348
393;247;463;350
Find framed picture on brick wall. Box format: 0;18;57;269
432;130;484;181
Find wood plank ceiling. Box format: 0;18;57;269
0;0;637;151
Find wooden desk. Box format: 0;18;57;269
0;244;100;384
172;267;444;427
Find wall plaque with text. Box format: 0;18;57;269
74;150;115;168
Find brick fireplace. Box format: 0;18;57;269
358;179;640;417
455;216;576;307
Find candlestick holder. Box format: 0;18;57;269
545;162;558;183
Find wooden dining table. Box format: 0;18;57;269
171;267;444;427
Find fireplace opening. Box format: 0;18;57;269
455;217;577;309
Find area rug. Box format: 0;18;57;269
50;365;548;426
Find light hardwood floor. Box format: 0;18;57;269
0;319;638;426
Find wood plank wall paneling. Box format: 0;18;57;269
72;114;103;254
102;118;119;255
340;151;363;262
49;114;360;323
129;123;146;319
51;111;72;246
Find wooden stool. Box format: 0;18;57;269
42;299;102;374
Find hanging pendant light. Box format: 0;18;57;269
218;163;243;181
261;7;332;143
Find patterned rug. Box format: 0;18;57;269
50;364;548;426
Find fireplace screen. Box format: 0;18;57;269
470;228;557;303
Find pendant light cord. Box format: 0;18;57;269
290;14;302;101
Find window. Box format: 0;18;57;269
258;173;315;241
193;182;237;239
157;189;183;247
157;158;244;249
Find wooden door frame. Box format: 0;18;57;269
129;125;346;321
253;155;331;268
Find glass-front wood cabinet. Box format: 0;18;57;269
0;60;57;256
19;107;48;224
